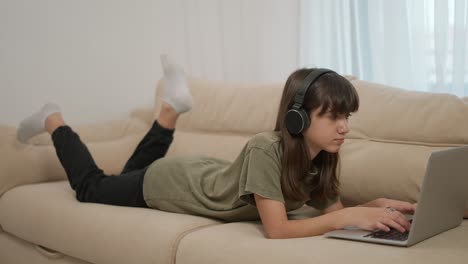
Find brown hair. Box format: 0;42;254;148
274;68;359;205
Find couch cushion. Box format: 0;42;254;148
27;117;150;145
155;78;282;134
348;80;468;144
0;181;222;264
338;139;446;205
339;140;468;214
176;220;468;264
0;232;91;264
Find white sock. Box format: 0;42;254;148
160;54;193;114
17;103;61;143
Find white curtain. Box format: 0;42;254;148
160;0;299;83
299;0;468;97
0;0;300;125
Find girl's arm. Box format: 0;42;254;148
255;194;344;239
255;194;411;239
321;199;344;214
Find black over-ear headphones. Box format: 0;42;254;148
285;68;336;135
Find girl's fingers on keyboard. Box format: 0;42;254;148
376;222;390;232
389;211;411;231
381;218;406;233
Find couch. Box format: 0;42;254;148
1;76;467;264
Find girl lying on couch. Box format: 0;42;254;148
16;55;416;239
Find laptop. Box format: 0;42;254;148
325;145;468;247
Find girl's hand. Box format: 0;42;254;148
376;198;417;214
340;207;411;233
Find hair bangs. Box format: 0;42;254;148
315;74;359;116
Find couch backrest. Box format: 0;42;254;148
154;78;284;161
157;78;468;207
348;80;468;144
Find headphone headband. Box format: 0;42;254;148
285;68;336;135
293;68;335;108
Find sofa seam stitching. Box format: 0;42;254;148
170;223;221;264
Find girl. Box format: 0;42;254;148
17;55;416;239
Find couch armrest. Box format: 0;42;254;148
0;118;149;198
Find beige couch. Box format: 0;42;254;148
1;77;467;264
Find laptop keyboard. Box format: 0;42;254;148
363;219;412;241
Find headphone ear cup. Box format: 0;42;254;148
285;108;310;135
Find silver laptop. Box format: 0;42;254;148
325;145;468;247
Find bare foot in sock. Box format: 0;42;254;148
17;103;61;143
160;54;193;114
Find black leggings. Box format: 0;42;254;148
52;120;174;208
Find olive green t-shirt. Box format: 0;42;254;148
143;131;337;222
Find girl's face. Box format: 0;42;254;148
303;106;350;159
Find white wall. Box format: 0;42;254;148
0;0;299;126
